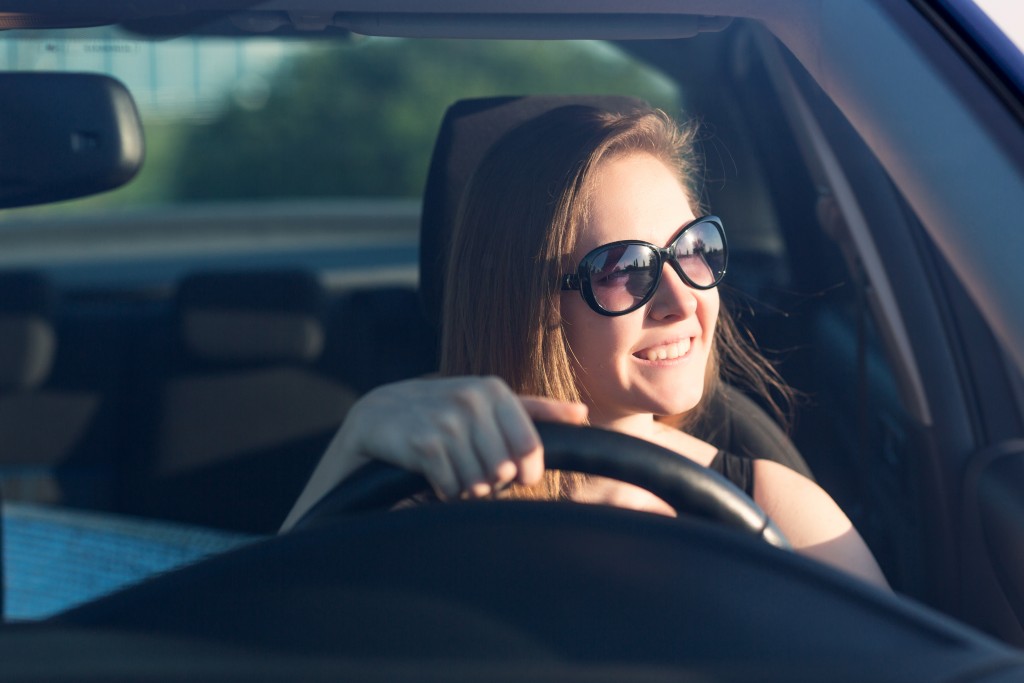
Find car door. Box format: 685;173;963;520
750;0;1024;645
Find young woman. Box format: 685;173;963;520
283;104;889;590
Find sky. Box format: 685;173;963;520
0;27;295;118
973;0;1024;51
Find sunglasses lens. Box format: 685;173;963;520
585;243;659;312
675;220;726;287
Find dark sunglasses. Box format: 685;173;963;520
560;215;727;317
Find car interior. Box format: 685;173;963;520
1;0;1024;679
3;24;918;570
0;18;960;585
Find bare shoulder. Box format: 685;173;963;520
751;460;850;535
752;460;890;590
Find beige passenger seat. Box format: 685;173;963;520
0;271;101;506
124;269;357;533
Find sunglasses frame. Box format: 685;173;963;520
560;214;727;317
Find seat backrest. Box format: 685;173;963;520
325;286;437;395
0;271;109;506
418;95;813;480
125;269;357;532
419;94;647;331
0;270;57;391
177;269;327;366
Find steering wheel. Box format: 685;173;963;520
56;424;1009;679
293;421;790;549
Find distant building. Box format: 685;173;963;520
1;26;292;118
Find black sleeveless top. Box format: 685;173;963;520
708;449;755;497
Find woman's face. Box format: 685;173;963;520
561;152;719;426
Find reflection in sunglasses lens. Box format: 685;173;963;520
582;219;725;314
589;244;658;312
676;222;724;286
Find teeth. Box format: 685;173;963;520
643;339;691;361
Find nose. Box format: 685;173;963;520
648;262;698;321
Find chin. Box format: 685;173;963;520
640;384;706;418
658;372;708;413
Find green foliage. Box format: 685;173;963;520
171;39;679;200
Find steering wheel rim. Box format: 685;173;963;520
293;421;790;549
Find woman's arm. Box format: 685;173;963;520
752;459;890;590
280;376;587;532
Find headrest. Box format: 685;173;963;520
0;271;56;391
177;270;327;364
327;287;438;395
418;94;647;331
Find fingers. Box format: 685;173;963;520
513;396;588;487
492;392;543;487
453;378;511;496
407;431;464;500
353;376;588;499
467;413;509;496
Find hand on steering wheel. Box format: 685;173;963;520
293;421;790;549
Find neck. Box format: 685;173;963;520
587;411;661;440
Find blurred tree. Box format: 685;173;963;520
171;38;679;200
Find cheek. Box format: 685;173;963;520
698;289;720;341
560;296;626;371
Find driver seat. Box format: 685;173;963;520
418;95;813;480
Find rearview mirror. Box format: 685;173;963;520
0;72;144;209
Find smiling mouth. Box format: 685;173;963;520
634;338;692;362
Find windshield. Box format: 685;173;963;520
0;27;679;217
0;27;680;281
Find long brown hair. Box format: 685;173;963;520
439;105;791;498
